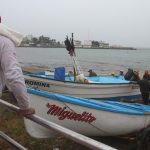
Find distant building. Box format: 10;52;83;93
83;40;92;48
25;35;33;41
74;40;82;48
83;40;109;48
21;35;34;47
92;41;99;47
99;41;109;48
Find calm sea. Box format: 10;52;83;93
16;47;150;75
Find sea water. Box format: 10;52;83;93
16;47;150;76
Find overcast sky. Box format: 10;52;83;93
1;0;150;47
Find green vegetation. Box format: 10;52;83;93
21;35;62;47
0;93;89;150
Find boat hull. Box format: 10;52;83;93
24;89;150;138
24;75;141;101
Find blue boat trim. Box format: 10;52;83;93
27;88;150;115
92;94;141;101
28;73;130;84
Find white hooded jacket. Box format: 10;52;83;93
0;24;29;109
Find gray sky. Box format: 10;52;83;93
1;0;150;47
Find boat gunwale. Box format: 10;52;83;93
26;74;136;86
27;88;150;116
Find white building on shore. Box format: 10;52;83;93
83;40;92;48
74;40;82;48
83;40;109;48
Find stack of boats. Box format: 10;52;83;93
23;66;150;139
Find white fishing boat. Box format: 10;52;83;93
24;73;140;101
24;88;150;138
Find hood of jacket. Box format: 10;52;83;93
0;23;24;47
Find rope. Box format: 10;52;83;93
71;55;84;76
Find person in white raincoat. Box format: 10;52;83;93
0;18;35;116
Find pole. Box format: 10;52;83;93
0;99;117;150
0;131;28;150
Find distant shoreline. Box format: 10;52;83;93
77;47;136;50
19;46;136;50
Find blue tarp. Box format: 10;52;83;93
27;88;150;115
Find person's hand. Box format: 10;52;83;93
18;107;35;116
